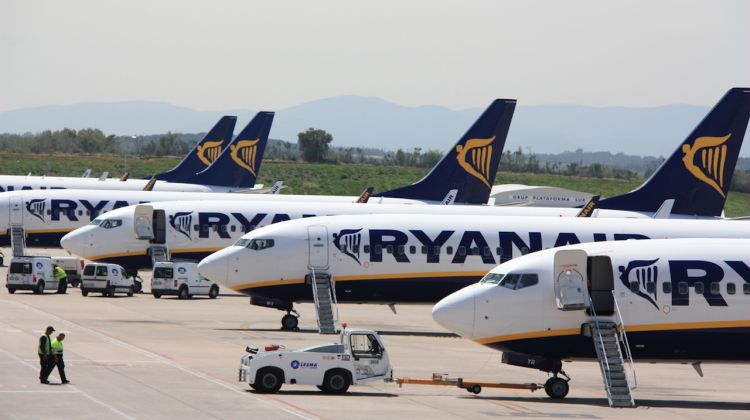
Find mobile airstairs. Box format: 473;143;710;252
307;270;338;334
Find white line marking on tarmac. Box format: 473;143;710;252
3;299;318;420
0;349;136;420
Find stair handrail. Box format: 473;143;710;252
612;291;637;390
329;275;339;324
587;296;613;395
309;269;322;330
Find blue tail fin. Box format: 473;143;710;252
177;112;274;189
599;88;750;217
155;116;237;181
376;99;516;204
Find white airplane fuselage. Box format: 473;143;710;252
432;238;750;362
0;174;237;193
196;214;750;310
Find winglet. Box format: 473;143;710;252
355;187;375;203
576;195;600;217
266;181;284;195
143;176;157;191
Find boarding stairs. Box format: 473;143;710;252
309;271;338;334
149;245;170;265
10;225;26;257
587;293;636;407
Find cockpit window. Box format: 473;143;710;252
235;238;251;247
247;238;275;250
100;219;123;229
89;218;102;226
480;272;505;284
488;273;539;290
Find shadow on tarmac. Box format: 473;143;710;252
248;390;398;397
465;395;750;411
220;327;458;338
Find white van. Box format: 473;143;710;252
81;263;139;297
6;256;62;294
152;261;219;299
51;257;84;287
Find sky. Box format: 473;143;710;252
1;0;748;112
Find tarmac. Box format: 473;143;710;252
1;247;749;419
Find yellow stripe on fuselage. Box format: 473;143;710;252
0;228;74;235
229;270;489;292
87;247;222;261
474;319;750;345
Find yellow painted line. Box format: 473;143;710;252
230;271;488;291
475;319;750;345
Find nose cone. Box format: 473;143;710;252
198;249;231;285
60;229;85;257
432;284;478;338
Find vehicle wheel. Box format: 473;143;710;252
281;314;298;330
134;281;142;294
81;289;89;297
467;384;482;394
57;280;67;294
321;369;350;394
127;286;134;297
188;294;194;299
253;368;283;393
153;292;162;299
71;279;80;288
208;285;219;299
178;286;189;300
35;281;45;295
7;288;15;294
544;377;569;399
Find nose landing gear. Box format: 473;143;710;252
281;309;300;331
544;372;570;399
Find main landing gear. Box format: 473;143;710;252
281;309;300;331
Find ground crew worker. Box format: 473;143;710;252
54;265;67;293
38;326;55;384
51;333;69;384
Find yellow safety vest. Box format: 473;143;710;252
51;339;63;356
38;334;52;356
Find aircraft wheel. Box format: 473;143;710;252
281;314;298;330
545;377;569;399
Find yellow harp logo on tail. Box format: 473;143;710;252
456;136;496;188
196;140;225;166
681;134;732;198
230;139;260;176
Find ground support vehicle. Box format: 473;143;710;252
6;256;62;294
81;263;139;297
151;261;219;299
239;329;392;394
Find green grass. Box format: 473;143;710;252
2;152;749;217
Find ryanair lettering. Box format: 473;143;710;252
25;199;138;222
681;134;731;197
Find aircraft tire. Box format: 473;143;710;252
545;377;569;399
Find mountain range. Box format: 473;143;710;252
0;96;736;157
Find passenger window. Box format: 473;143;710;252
446;246;453;255
433;246;440;255
496;247;503;256
230;225;237;232
386;245;394;254
397;245;404;255
727;283;736;295
646;282;655;294
710;282;720;295
630;281;639;293
744;284;750;295
364;245;370;253
194;225;199;231
662;282;672;294
77;210;83;216
457;246;466;256
483;247;491;257
409;246;416;254
471;247;479;255
694;282;704;294
678;282;688;295
521;247;530;255
374;245;382;255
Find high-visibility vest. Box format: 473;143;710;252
38;334;52;356
51;339;63;356
54;267;67;281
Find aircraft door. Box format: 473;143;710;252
587;256;615;315
133;205;154;240
307;226;329;269
553;249;588;310
9;196;23;225
152;210;166;244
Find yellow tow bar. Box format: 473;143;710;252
395;373;542;395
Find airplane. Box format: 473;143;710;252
3;99;518;248
431;238;750;403
185;213;750;330
0;112;274;193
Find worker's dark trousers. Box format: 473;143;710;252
55;356;67;382
39;355;55;381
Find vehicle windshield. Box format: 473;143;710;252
10;262;32;274
100;219;123;229
247;238;274;250
234;238;251;247
154;267;173;279
83;265;96;276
